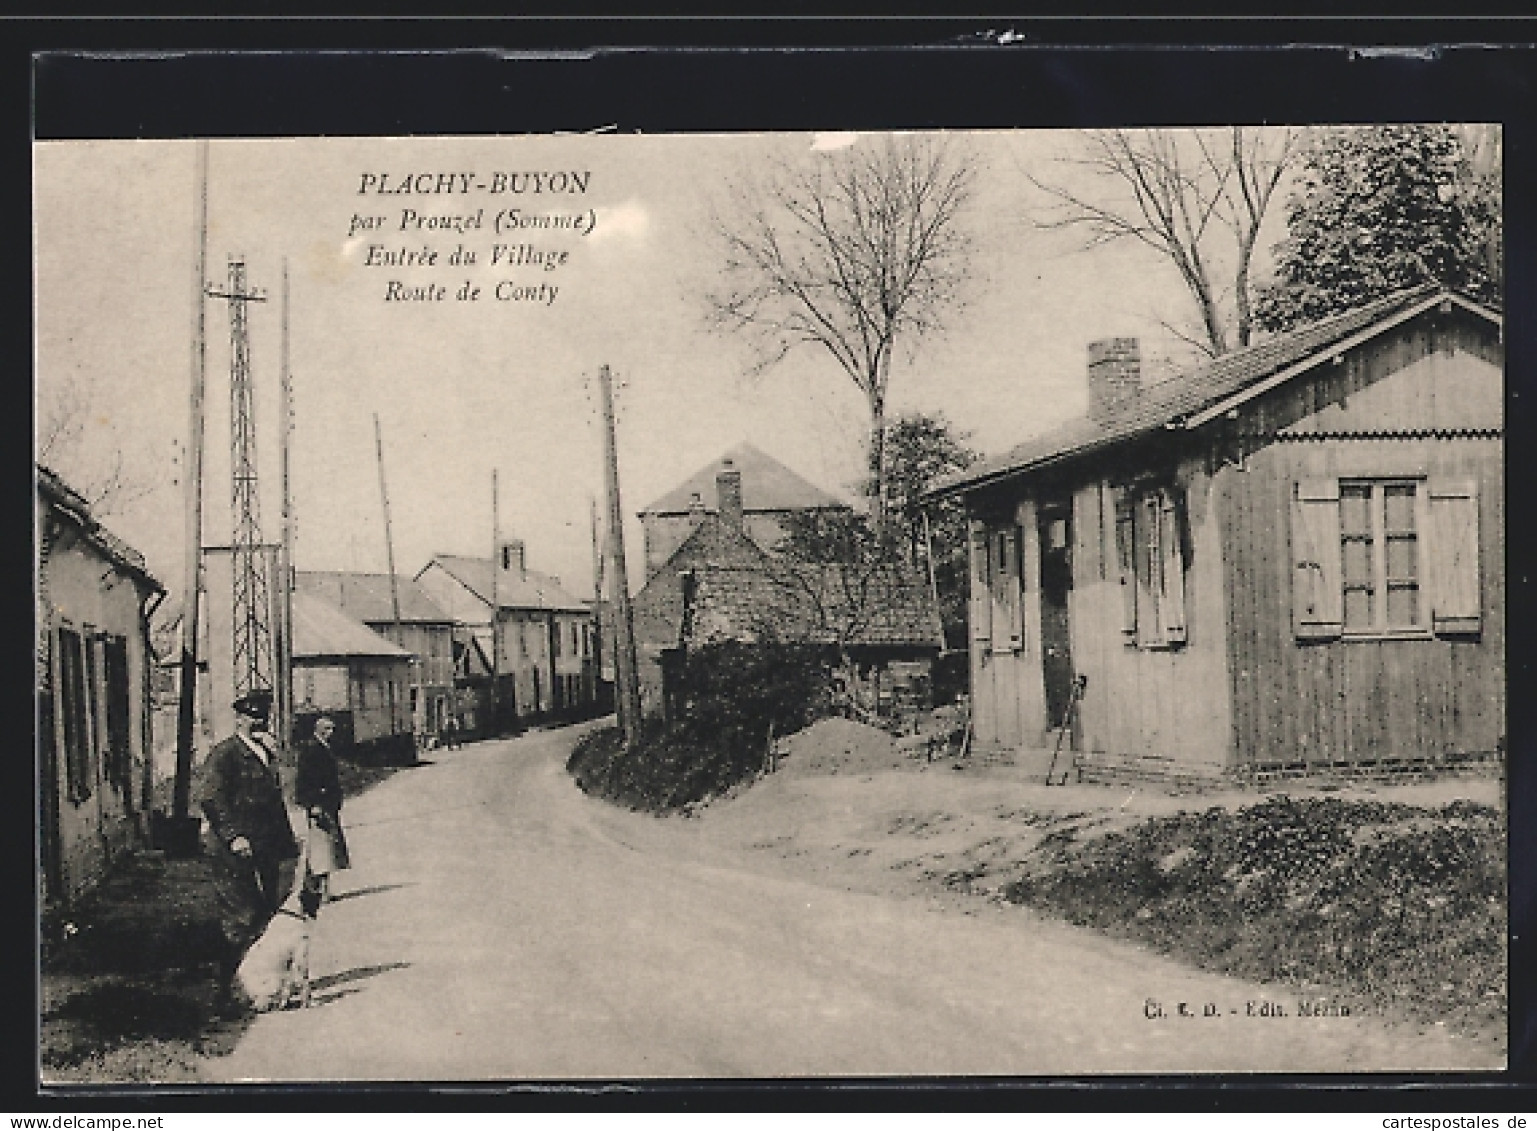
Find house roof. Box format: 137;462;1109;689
638;442;850;517
296;570;453;625
424;554;591;614
663;512;943;651
930;286;1501;498
291;591;413;661
37;464;164;594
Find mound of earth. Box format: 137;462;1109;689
774;717;905;778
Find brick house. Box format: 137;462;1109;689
632;462;943;716
289;590;415;759
930;286;1503;783
637;442;851;580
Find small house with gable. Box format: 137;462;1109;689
929;286;1503;783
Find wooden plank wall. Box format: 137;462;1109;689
1070;458;1234;774
1221;311;1504;769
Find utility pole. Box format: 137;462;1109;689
597;365;642;750
172;139;209;827
276;260;296;755
589;494;605;709
490;468;500;736
374;413;408;744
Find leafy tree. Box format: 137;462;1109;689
1255;125;1502;333
1030;127;1302;357
706;135;978;517
879;411;979;649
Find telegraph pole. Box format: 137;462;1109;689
489;468;500;735
374;413;408;745
173;139;210;825
597;365;641;750
276;260;296;754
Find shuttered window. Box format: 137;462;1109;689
1292;477;1478;640
58;627;93;803
1116;485;1188;650
969;523;991;643
990;527;1023;654
102;634;132;800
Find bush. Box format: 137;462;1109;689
568;641;834;813
1004;796;1506;1034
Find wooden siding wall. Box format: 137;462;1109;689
970;499;1048;749
1220;312;1504;769
1071;461;1234;775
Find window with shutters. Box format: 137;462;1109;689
1293;476;1479;641
57;627;94;804
1113;485;1188;650
102;634;132;799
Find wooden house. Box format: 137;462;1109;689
296;571;457;741
930;286;1503;783
289;590;415;758
633;463;943;716
37;465;166;908
637;442;851;580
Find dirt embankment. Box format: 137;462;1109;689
684;718;1506;1045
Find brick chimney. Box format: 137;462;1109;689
716;459;744;530
1087;337;1142;424
499;538;526;580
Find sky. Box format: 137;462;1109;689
33;129;1292;607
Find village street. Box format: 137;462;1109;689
198;722;1501;1082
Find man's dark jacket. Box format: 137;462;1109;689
197;736;299;863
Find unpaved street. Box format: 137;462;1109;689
205;724;1501;1081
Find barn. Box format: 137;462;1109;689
930;285;1503;783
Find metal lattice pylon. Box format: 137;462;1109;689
210;257;272;699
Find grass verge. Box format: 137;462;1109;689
1003;794;1506;1036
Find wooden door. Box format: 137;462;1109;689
1039;502;1075;731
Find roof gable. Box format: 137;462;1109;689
638;442;850;516
296;571;452;624
421;554;590;613
291;592;412;660
934;286;1501;496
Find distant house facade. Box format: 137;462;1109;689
289;590;415;758
637;442;851;580
632;462;944;717
296;571;456;740
932;287;1504;783
37;466;166;908
416;545;598;731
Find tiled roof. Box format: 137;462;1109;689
37;464;163;593
639;442;850;516
291;591;413;661
296;571;453;624
684;558;943;651
932;285;1491;496
426;554;591;614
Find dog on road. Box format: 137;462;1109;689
234;887;313;1012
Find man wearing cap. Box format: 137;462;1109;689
197;689;299;1011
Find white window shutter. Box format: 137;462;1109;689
1427;478;1481;636
1114;492;1137;639
969;523;991;642
1157;489;1187;645
1292;479;1343;640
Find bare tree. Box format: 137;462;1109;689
37;372;153;517
706;135;977;517
1030;127;1303;357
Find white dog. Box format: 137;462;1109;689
234;889;312;1012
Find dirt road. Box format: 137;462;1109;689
204;724;1500;1081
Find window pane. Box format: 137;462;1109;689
1340;485;1372;535
1386;535;1418;581
1384;484;1417;533
1344;587;1374;629
1343;537;1373;584
1387;585;1419;627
